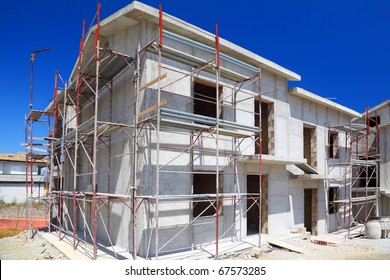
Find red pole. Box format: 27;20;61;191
327;126;331;159
94;3;101;61
365;105;369;160
53;70;61;240
159;4;163;47
92;2;101;260
215;24;220;69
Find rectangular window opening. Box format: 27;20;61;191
303;126;317;169
193;80;222;120
368;115;380;128
255;100;274;155
192;173;223;217
329;132;339;159
328;187;338;214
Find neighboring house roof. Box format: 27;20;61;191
0;153;27;162
0;153;46;164
289;87;362;118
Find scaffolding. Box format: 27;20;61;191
24;47;53;237
46;3;264;260
24;109;51;237
327;106;380;237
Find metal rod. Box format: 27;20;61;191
92;2;101;260
132;43;141;259
375;111;379;217
155;5;163;259
73;18;86;250
214;23;220;259
257;69;263;247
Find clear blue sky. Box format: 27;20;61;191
0;0;389;153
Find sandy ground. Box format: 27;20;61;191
0;230;67;260
1;230;389;260
221;234;390;260
1;205;389;260
0;204;67;260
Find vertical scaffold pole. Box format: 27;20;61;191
375;111;379;217
257;69;262;248
73;18;86;250
348;118;353;238
92;2;101;260
50;71;59;234
155;3;163;260
215;23;220;259
365;105;369;222
132;43;141;259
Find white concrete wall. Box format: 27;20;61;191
375;104;390;215
0;183;44;203
0;161;38;175
0;160;44;203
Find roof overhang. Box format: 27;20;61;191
366;100;390;114
289;87;361;118
68;1;300;83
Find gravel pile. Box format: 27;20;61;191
0;230;67;260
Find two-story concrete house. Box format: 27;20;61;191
45;1;385;259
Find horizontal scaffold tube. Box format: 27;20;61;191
160;108;259;133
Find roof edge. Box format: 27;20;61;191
72;1;300;82
289;87;361;118
365;100;390;115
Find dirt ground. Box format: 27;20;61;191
0;230;67;260
1;205;389;260
0;204;67;260
0;203;49;219
220;234;390;260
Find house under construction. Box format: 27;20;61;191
24;1;390;259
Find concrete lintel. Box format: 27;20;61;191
238;154;306;165
289;87;361;118
290;174;341;180
380;189;390;198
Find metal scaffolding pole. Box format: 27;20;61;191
257;69;262;248
91;2;101;260
155;4;163;260
72;18;86;250
214;23;220;259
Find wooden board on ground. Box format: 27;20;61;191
268;239;308;254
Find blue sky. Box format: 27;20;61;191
0;0;389;153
